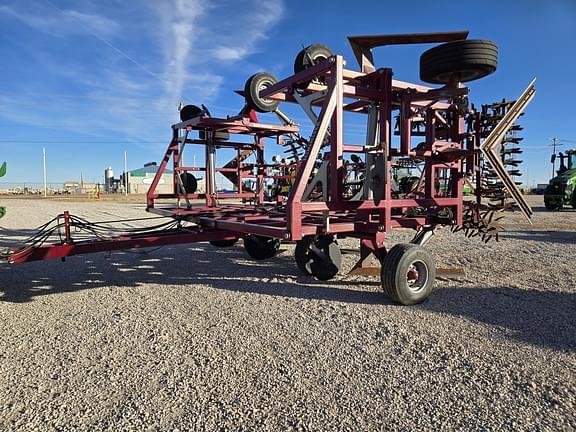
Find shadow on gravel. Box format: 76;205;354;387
500;230;576;245
535;208;576;213
0;228;43;249
2;244;574;352
0;244;387;306
423;286;576;352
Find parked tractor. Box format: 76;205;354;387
544;149;576;210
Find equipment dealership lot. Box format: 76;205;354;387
0;196;574;430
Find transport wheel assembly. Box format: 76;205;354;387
179;104;203;121
244;235;281;260
244;72;280;113
420;39;498;84
381;243;436;305
294;44;334;74
294;235;342;281
293;43;334;88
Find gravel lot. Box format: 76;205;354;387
0;196;574;431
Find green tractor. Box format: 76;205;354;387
544;150;576;210
0;162;5;218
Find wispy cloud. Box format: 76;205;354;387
0;0;285;142
152;0;212;110
210;0;284;62
151;0;284;108
0;3;119;38
0;0;286;182
62;10;119;36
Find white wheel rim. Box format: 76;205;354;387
258;82;272;103
406;260;429;293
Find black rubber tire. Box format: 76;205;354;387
544;199;563;211
294;235;342;281
244;72;279;113
293;44;334;74
420;40;498;84
210;239;238;247
293;44;334;89
179;172;197;194
244;235;281;260
544;202;557;211
180;104;203;121
381;243;436;305
180;104;229;140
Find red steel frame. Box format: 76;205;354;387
9;36;478;265
145;55;470;251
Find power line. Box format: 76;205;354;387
548;137;576;145
0;139;167;144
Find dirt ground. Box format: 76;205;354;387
0;195;574;431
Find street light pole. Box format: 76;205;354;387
43;147;47;197
124;151;128;195
551;138;557;178
550;138;563;178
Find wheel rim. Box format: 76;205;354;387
405;260;429;293
309;55;327;84
310;55;327;66
258;81;273;103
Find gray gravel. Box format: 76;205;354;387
0;197;574;431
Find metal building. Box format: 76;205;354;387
121;162;205;195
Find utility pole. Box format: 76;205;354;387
549;138;563;178
124;151;128;195
43;147;47;197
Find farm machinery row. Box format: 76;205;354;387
4;31;535;305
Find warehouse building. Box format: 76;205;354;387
118;162;205;195
118;162;171;194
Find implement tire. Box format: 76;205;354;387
244;72;280;113
420;40;498;84
381;243;435;305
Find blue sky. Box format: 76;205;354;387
0;0;575;187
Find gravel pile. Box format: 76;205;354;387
0;197;574;430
